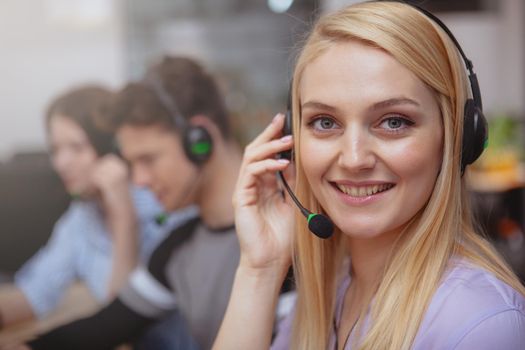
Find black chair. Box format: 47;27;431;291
0;151;70;275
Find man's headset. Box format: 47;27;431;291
278;2;489;240
145;74;213;225
146;74;214;166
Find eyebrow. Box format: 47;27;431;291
301;97;420;113
301;101;338;113
370;97;420;110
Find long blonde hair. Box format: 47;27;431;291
289;2;525;349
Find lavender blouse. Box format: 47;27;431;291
271;259;525;349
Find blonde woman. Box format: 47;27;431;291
214;1;525;349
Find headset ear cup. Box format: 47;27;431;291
461;99;488;173
471;107;488;162
183;126;213;165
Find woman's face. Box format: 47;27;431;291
299;40;443;240
48;114;99;196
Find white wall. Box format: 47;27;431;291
323;0;525;117
0;0;126;160
1;0;522;161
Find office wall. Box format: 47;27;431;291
323;0;525;117
0;0;523;161
0;0;126;160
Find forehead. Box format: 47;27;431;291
299;40;433;107
116;123;180;159
48;115;87;140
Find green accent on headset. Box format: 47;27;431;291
483;138;489;150
307;213;317;224
155;213;168;225
191;142;211;155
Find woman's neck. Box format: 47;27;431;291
347;229;401;289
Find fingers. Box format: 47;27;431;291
91;155;129;188
242;113;293;167
244;134;293;165
234;158;290;207
97;154;128;174
248;113;287;149
234;113;292;208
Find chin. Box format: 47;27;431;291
65;184;80;194
340;228;384;239
335;219;390;239
71;186;95;199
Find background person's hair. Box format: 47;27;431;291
45;85;114;156
107;56;231;139
289;2;525;350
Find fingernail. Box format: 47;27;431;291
272;113;283;124
280;135;292;143
277;158;290;164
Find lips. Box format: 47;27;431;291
333;182;395;197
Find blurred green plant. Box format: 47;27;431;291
487;114;524;158
471;114;524;173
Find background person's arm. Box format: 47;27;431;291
22;218;198;350
6;208;79;325
25;297;154;350
0;286;35;328
91;155;139;298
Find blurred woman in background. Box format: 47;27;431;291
0;85;195;329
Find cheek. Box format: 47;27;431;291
389;136;442;180
79;154;98;173
161;155;191;188
50;156;61;172
386;137;442;210
299;138;336;180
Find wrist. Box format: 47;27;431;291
237;259;290;286
103;192;135;218
238;253;291;275
100;183;130;203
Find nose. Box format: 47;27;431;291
132;165;152;187
337;127;376;172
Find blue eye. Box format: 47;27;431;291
379;116;413;131
311;117;337;131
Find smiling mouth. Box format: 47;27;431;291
333;183;395;197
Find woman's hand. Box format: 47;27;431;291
214;113;296;350
233;113;295;273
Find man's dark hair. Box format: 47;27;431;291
108;56;231;139
46;85;114;156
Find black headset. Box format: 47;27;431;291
146;74;213;166
279;2;489;240
413;4;488;174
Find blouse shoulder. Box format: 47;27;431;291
414;259;525;349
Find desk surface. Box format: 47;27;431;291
467;163;525;192
0;283;100;346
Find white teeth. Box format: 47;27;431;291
336;183;393;197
